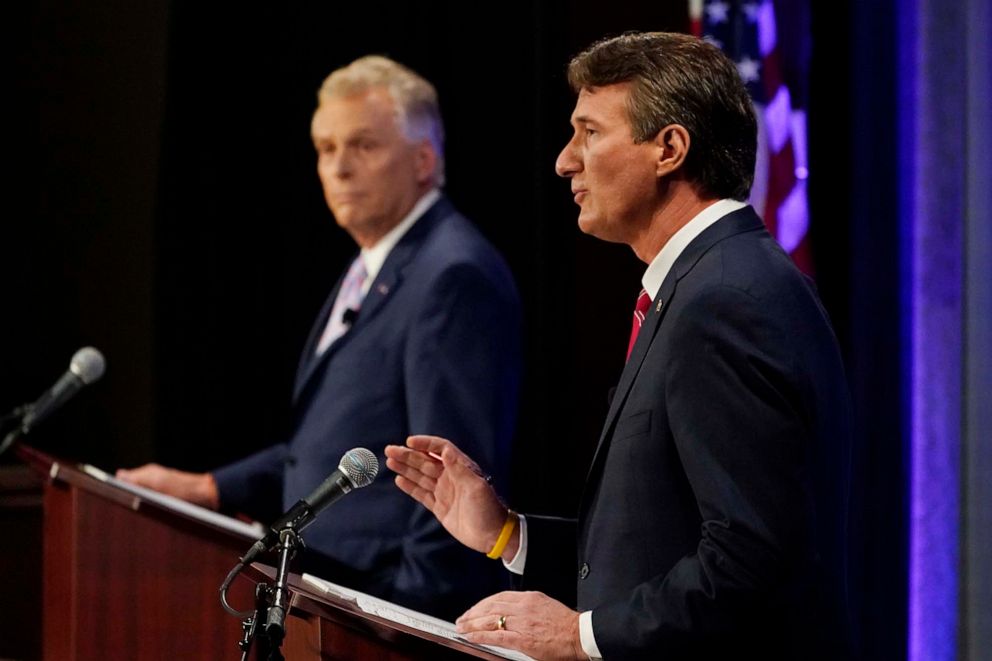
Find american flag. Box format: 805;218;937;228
690;0;813;274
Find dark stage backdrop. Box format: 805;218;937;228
3;2;908;659
3;0;691;522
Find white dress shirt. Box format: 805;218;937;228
359;188;441;294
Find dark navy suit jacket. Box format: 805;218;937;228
523;207;852;659
214;196;522;619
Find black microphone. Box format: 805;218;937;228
21;347;106;434
240;447;379;565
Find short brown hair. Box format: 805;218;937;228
568;32;757;201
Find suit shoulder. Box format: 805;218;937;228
670;229;837;351
413;211;517;293
688;229;818;308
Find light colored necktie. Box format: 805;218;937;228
316;256;367;355
626;289;652;362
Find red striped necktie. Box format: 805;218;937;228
626;289;652;362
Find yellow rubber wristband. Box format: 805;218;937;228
486;510;518;560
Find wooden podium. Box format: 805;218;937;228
17;444;260;659
15;444;523;660
242;566;524;661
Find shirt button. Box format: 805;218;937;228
578;562;590;580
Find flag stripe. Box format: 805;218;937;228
698;0;813;275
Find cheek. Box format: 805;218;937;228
317;162;337;187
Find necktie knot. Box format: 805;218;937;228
627;289;652;362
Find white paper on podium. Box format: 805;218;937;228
301;573;536;661
78;463;265;541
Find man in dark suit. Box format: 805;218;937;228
117;56;521;619
386;32;851;658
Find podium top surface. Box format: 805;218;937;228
17;443;264;542
248;564;536;661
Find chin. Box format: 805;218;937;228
578;215;627;246
331;209;362;230
577;213;609;240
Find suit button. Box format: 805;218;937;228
578;562;590;580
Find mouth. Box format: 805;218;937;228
331;193;365;204
572;189;587;204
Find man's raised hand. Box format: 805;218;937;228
385;435;516;559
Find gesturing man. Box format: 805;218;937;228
387;33;851;659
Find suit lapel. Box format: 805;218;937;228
581;207;766;492
293;274;347;400
292;197;453;404
582;277;674;487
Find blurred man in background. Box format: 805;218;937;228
119;55;522;619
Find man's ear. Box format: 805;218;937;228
414;141;438;185
654;124;690;178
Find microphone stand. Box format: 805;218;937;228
233;528;303;661
0;406;28;458
238;583;269;661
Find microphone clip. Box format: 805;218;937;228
341;307;359;327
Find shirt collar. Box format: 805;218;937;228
360;188;441;291
641;199;747;299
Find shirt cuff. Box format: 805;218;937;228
501;513;527;575
579;610;603;660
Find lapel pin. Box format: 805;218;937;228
377;283;390;295
656;299;663;312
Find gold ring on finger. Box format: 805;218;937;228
497;614;507;630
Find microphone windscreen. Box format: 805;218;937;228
70;347;106;384
339;448;378;488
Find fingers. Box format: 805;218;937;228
404;434;455;455
456;591;526;625
385;446;444;503
387;436;485;484
457;612;513;634
455;592;584;660
385;445;443;480
393;474;436;511
115;463;162;486
460;629;526;648
386;437;485;493
455;594;529;647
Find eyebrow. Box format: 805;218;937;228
571;115;600;129
312;128;378;143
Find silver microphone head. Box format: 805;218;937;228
338;448;379;488
69;347;106;384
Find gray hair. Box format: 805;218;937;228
318;55;446;187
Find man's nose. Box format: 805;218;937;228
555;138;579;178
327;148;355;178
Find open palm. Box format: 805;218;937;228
385;435;508;554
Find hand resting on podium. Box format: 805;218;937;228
116;463;220;510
